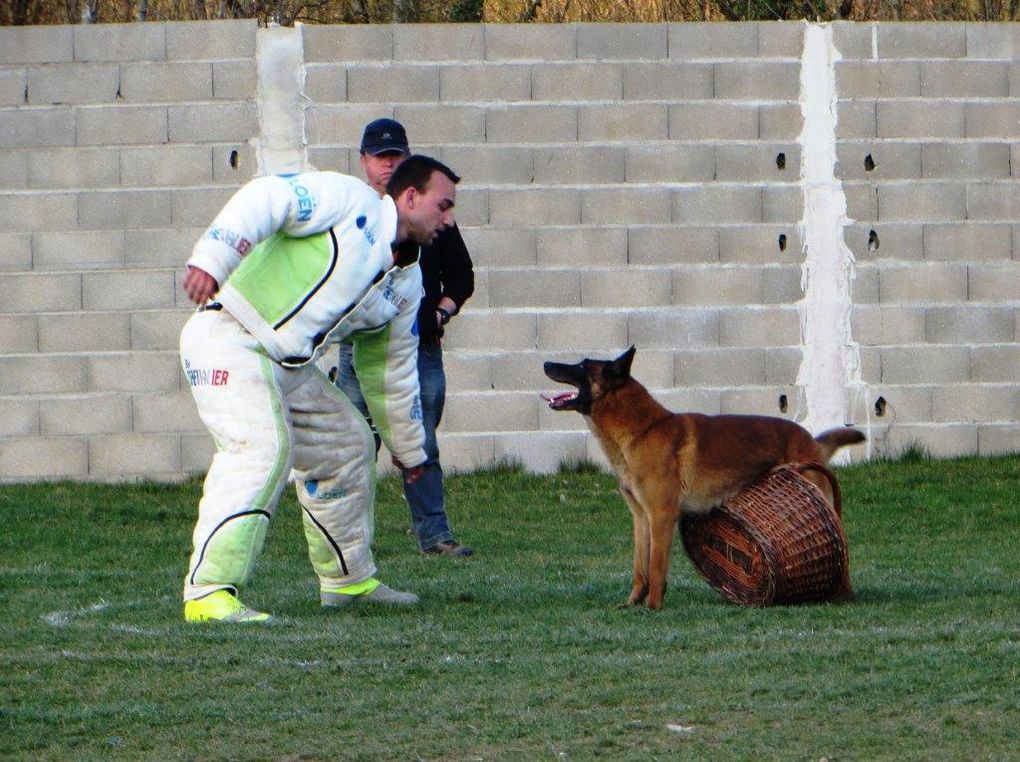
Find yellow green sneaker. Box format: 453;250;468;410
184;590;272;623
321;578;419;608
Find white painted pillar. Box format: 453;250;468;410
254;24;307;176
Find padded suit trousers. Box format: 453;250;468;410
180;309;378;602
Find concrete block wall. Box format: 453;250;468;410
1;20;1018;482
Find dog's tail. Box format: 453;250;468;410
814;427;866;462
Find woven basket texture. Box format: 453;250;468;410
680;463;849;606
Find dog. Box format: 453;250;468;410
542;346;865;610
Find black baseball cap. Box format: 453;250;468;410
360;118;410;156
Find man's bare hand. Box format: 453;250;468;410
392;456;425;484
183;266;219;305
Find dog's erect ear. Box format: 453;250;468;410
606;346;636;383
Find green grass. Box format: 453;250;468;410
2;455;1019;760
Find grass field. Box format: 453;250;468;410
2;454;1018;760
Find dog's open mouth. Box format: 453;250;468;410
541;390;578;409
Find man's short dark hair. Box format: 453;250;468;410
386;155;460;199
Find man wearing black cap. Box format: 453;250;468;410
336;118;476;558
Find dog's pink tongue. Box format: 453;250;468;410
540;391;575;406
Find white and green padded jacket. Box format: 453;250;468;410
187;170;426;467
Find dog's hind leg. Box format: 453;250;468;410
620;487;650;607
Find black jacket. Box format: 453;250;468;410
398;223;474;346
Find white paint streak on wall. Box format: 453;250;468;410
254;25;307;175
795;23;869;460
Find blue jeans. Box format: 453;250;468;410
335;342;454;550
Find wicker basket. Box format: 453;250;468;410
680;462;852;606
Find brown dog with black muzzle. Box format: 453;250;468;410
542;346;865;610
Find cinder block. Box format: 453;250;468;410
124;227;203;269
762;265;803;304
76;105;168;146
630;225;718;264
83;271;176;311
306;147;351;174
765;347;801;384
444;353;493;394
485;104;577;143
489;188;580;225
668;102;758;140
305;103;388;146
0;315;37;352
668;22;758;59
536;226;626;266
182;431;215;474
303;24;393;63
842;183;878;221
121;145;214;187
717;144;798;183
971;345;1020;382
578;103;668;141
0;233;32;271
657;387;723;415
625;145;713;184
0;436;87;480
622;62;712;100
832;22;876;61
443;311;536;351
719;225;800;264
347;64;440;103
861;385;932;423
675;347;766;386
533;62;622;100
488;268;581;308
171;187;236;227
967;182;1020;221
923;223;1011;262
533;145;624;184
978;424;1020;456
920;61;1008;97
0;355;87;394
539;310;629;350
758;21;804;58
88;351;180;393
27;147;119;189
393;104;486;143
461;226;537;267
0;107;75;148
844;222;923;261
0;150;27;189
966;22;1020;59
484;24;576;61
582;268;672;308
878;101;965;139
0;399;38;436
0;273;80;313
763;186;803;223
885;424;977;459
969;263;1020;301
133;392;203;433
759;103;802;140
720;307;800;347
489;350;554;391
877;23;966;59
836;142;921;181
166;19;256;60
78;189;171;230
0;193;78;234
130;309;189;350
168;102;257;143
966;102;1020;139
433;432;495;474
853;262;880;302
714;62;801;100
40;394;132;435
878;183;966;222
926;306;1015;344
577;23;667;60
922;143;1009;179
628;308;719;349
120;61;214;102
673;186;761;224
394;23;484;61
494;431;588;475
441;145;533;185
303;64;347;104
449;187;488;227
74;23;166;63
851;305;926;346
0;68;26;106
27;63;119;105
88;433;182;477
672;265;763;306
439;64;531;102
0;26;73;65
879;262;967;302
214;144;256;183
881;345;969;383
39;312;131;353
932;384;1017;423
582;188;671;225
836;101;876;139
443;392;538;432
720;388;796;417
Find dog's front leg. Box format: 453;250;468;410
645;508;680;610
620;487;649;607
